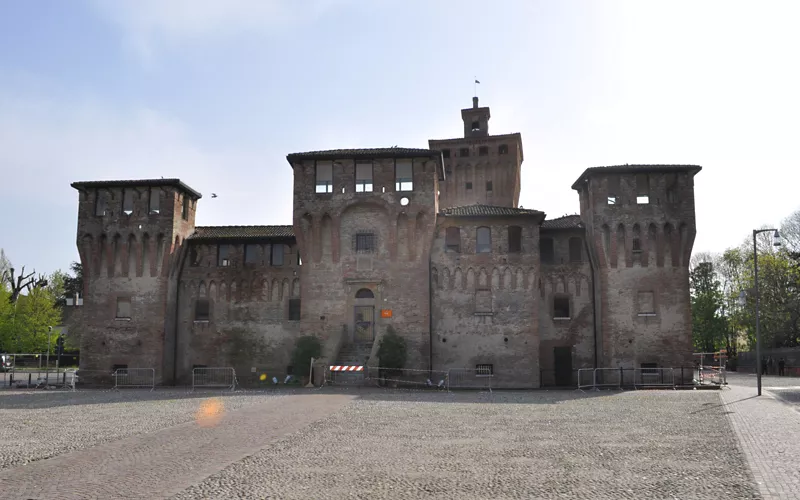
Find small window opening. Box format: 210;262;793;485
112;364;128;374
245;244;258;264
476;227;491;253
486;181;493;192
540;238;554;264
115;297;131;319
315;161;333;193
554;296;570;319
607;195;618;205
218;244;230;267
479;146;489;156
442;149;450;158
466;181;473;190
95;190;108;216
195;298;210;321
395;159;413;191
637;195;650;204
508;226;522;253
181;196;189;220
459;147;469;157
148;187;160;214
288;298;301;320
476;364;493;376
632;237;642;253
355;233;376;253
190;246;200;267
471;121;480;131
569;237;582;262
445;227;461;253
122;189;134;216
498;144;509;155
666;188;676;203
271;244;284;266
356;161;373;193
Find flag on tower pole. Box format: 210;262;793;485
474;77;480;97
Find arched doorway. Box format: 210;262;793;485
354;288;375;342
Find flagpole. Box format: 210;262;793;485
474;76;477;98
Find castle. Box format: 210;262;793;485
70;97;701;388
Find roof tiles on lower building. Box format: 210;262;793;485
190;225;295;241
571;164;702;190
286;147;440;162
541;214;584;230
439;204;545;217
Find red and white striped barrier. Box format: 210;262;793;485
329;365;363;372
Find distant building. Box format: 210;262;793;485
70;97;701;387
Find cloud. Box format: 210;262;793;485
89;0;345;61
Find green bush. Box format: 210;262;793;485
291;336;322;379
377;326;407;371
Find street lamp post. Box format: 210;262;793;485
739;228;781;396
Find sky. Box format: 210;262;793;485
1;0;799;277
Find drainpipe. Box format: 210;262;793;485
428;256;434;374
585;237;599;369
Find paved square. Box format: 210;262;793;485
0;387;766;499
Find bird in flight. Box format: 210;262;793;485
211;193;218;198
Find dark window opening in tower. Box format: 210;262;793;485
148;188;160;214
633;237;642;253
315;161;333;193
459;147;469;157
195;299;210;321
569;237;582;262
445;227;461;253
486;181;493;192
479;146;489;156
498;144;509;155
355;161;373;193
442;149;450;158
540;238;554;264
476;227;491;253
95;190;107;217
122;189;134;216
466;182;473;190
471;121;480;131
271;244;285;266
181;196;189;220
508;226;522;253
218;244;230;267
553;296;570;319
395;159;413;191
245;244;259;264
355;233;376;253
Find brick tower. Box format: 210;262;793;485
571;165;702;371
429;97;523;208
71;179;201;383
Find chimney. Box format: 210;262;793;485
472;96;479;109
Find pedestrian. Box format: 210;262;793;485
768;356;774;375
761;357;768;375
778;358;786;377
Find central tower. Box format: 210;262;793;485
429;97;523;208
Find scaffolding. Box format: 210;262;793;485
694;351;727;386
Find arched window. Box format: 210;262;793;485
476;227;492;253
355;288;374;299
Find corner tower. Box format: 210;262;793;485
71;179;201;384
429;97;523;208
571;165;701;372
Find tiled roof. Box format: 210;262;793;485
70;178;202;199
541;214;583;230
287;147;440;162
189;225;295;240
440;204;544;217
571;164;702;190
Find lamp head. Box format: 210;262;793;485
738;290;747;307
773;229;782;247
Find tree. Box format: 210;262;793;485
690;261;727;353
290;336;321;380
0;249;10;285
377;326;407;373
781;209;800;252
63;262;83;302
0;284;61;354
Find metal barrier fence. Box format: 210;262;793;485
633;368;675;389
366;367;448;389
325;365;365;386
113;368;155;390
577;368;595;390
447;367;493;391
593;368;622;390
3;369;77;390
192;367;237;391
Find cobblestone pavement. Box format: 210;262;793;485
0;391;356;499
174;389;756;500
722;373;800;499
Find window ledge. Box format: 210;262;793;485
193;320;210;324
637;313;657;317
553;317;571;321
115;318;131;321
474;312;494;317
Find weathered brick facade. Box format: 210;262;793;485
70;98;701;387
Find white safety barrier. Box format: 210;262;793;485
592;368;622;390
633;368;675;389
365;367;448;389
447;367;493;391
113;368;155;390
577;368;595;390
325;365;365;385
192;367;237;391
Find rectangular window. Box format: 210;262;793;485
149;188;160;214
471;121;480;131
271;244;284;266
540;238;554;264
244;244;258;264
112;364;128;374
554;296;570;319
637;195;650;204
95;191;107;216
218;244;230;267
636;174;649;204
459;147;469;157
607;196;618;205
288;298;301;321
395;159;413;191
569;237;582;262
195;298;210;321
355;161;373;192
632;237;642;253
638;291;655;316
466;181;473;190
442;149;450;158
115;297;131;319
508;226;522;253
122;189;134;216
316;161;333;193
355;233;376;253
486;181;493;192
181;196;189;220
476;364;493;376
498;144;509;155
476;227;491;253
666;188;676;203
445;227;461;253
479;146;489;156
475;289;492;313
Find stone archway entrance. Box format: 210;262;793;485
353;288;375;343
